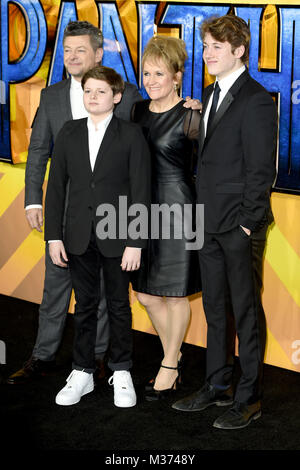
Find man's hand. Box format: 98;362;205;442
183;96;202;112
49;241;68;268
26;208;43;232
240;225;251;236
121;247;141;271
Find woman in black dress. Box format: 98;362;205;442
131;36;201;399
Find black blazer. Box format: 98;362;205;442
196;70;277;233
25;78;142;207
44;116;151;257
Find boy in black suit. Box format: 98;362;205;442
45;66;151;407
173;15;277;428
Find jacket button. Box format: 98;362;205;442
90;182;95;189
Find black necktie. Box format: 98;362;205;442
206;82;220;134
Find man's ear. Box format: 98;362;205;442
234;45;245;60
113;92;122;105
95;48;104;64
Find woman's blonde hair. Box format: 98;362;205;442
142;36;188;81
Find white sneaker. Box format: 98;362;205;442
55;370;94;406
108;370;137;408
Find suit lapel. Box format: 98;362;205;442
93;116;118;174
76;119;92;175
198;85;213;156
205;92;234;142
203;70;250;147
58;79;73;121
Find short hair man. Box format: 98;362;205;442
173;15;277;429
45;66;151;407
7;21;142;385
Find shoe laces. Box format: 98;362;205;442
201;382;214;395
64;370;77;389
108;376;114;386
65;370;90;389
108;371;131;389
230;401;244;416
66;370;75;382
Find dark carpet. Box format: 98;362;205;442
0;293;299;456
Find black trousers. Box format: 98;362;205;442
68;230;132;373
33;243;109;361
199;225;267;405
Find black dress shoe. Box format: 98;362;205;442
172;382;233;411
6;357;56;385
213;400;261;429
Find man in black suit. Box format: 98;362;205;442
45;66;151;407
7;21;142;385
173;15;277;429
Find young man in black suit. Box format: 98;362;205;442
173;15;277;429
45;66;151;407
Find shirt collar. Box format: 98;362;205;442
216;65;246;94
71;75;83;91
87;113;113;132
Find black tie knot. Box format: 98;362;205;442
214;81;221;95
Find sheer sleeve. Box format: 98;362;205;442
183;109;201;141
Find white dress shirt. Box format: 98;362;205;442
87;113;113;171
70;76;89;120
203;65;246;135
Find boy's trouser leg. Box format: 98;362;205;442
68;232;132;373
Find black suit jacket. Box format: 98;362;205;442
44;116;151;257
196;70;277;233
25;78;142;207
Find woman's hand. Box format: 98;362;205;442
183;96;202;112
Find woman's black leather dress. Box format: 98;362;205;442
131;99;201;297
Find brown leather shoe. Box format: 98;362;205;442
213;400;261;429
93;358;107;385
6;357;56;385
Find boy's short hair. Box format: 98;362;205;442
200;15;250;63
81;66;125;95
63;21;103;51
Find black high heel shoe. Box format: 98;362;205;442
145;364;180;401
177;355;183;384
145;354;183;392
